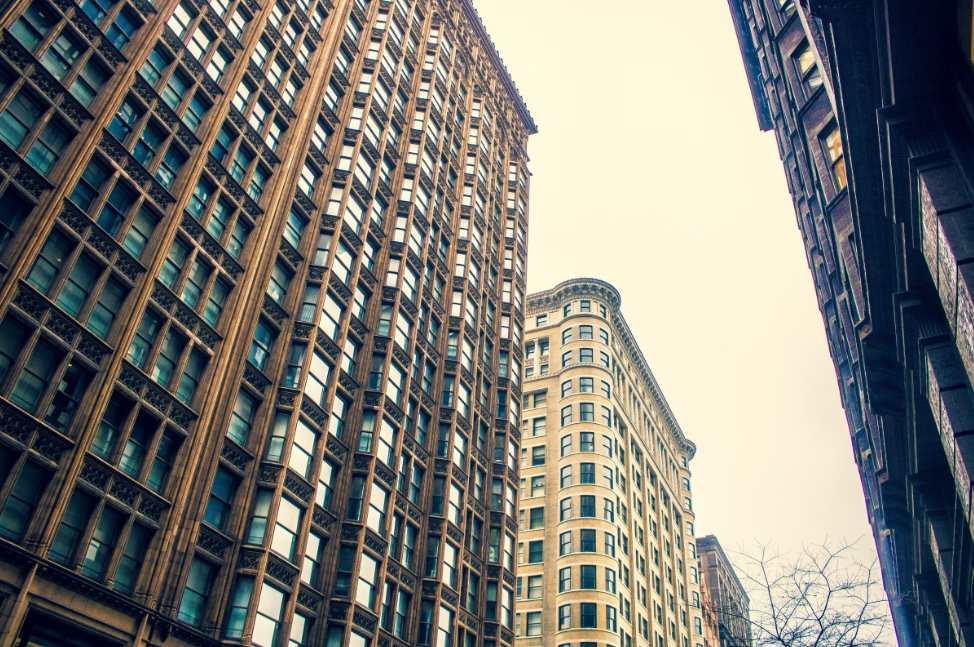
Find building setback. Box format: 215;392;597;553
726;1;974;646
514;279;703;647
696;536;750;647
0;0;535;644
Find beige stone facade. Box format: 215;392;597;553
514;279;702;647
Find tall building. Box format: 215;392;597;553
514;279;703;647
0;0;535;643
726;1;974;646
696;536;751;647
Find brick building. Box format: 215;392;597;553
696;536;750;647
0;0;535;645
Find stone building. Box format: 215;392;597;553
726;0;974;646
513;279;703;647
0;0;535;644
696;536;750;647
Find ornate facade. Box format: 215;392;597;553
0;0;535;644
514;279;702;647
726;0;974;646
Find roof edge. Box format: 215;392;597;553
460;1;538;135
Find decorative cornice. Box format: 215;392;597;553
458;1;538;135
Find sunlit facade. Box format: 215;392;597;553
0;0;535;644
514;279;702;647
727;1;974;646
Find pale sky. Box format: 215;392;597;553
475;1;876;556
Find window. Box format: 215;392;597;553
253;582;286;647
531;446;545;466
356;552;379;608
367;483;389;534
580;463;595;484
271;497;302;560
822;122;847;190
580;402;594;422
0;86;74;178
560;465;572;487
561;406;572;426
580;564;597;589
529;507;544;529
558;604;571;630
227;390;256;445
580;495;596;518
579;602;597;629
0;187;33;258
580;432;595;452
0;458;50;542
177;557;215;626
289;419;317;479
203;467;237;530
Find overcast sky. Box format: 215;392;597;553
475;1;876;556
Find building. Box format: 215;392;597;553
697;572;720;647
696;536;750;647
725;1;974;647
514;279;703;647
0;0;536;643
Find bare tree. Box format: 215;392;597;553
726;539;892;647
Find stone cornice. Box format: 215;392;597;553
526;278;621;315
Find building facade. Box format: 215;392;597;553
513;279;703;647
0;0;535;644
696;536;750;647
726;1;974;647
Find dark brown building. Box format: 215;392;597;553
696;536;750;647
0;0;535;644
726;1;974;646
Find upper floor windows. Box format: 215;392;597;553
210;121;271;203
792;41;822;96
158;234;232;327
0;314;95;433
108;94;188;190
185;173;252;260
821;122;847;191
126;308;209;405
91;389;182;493
70;154;162;260
26;226;130;339
10;2;112;108
0;67;74;177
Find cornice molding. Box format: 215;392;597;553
457;1;538;135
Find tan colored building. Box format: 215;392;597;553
698;575;721;647
0;0;535;645
514;279;702;647
697;536;751;647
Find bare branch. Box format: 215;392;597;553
714;539;894;647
